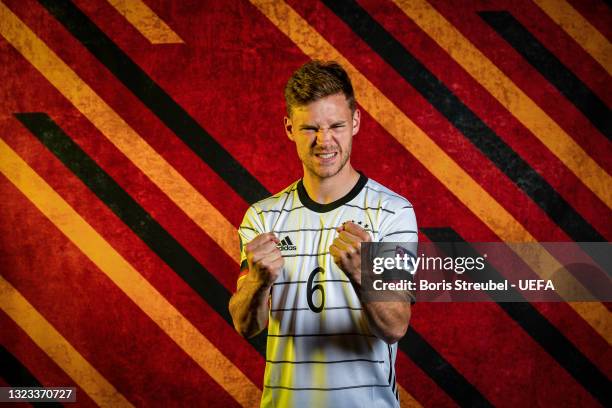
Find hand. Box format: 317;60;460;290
330;222;371;286
245;233;284;287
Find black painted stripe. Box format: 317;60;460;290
0;344;64;408
15;113;267;356
479;11;611;140
422;227;609;405
0;346;64;408
37;0;268;204
399;328;493;407
264;384;389;391
266;358;382;364
320;0;604;242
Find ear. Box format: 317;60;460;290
352;108;361;136
284;116;295;141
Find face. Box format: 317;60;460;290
285;93;360;180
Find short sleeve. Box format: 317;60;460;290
237;206;266;285
379;205;418;243
378;204;418;303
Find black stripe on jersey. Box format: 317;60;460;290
238;226;258;233
364;185;412;205
387;345;393;385
273;227;377;234
270;186;298;199
267;333;376;338
264;384;390;391
342;203;396;214
256;206;305;214
266;358;383;364
381;230;418;239
270;306;362;312
281;252;330;257
273;279;350;286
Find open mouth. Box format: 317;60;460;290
314;152;338;159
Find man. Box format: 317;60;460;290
229;60;417;407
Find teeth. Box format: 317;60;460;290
317;153;336;159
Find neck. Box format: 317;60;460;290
302;163;360;204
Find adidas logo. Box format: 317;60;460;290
277;236;297;251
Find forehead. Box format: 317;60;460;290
291;93;352;123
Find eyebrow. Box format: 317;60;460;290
298;121;347;130
298;124;318;130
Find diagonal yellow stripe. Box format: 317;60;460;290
0;1;238;263
248;0;611;345
392;0;612;210
0;276;133;407
106;0;183;44
399;386;423;408
533;0;612;75
0;139;261;407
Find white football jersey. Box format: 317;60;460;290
238;173;417;408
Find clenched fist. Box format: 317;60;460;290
245;232;285;287
330;222;371;286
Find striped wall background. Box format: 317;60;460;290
0;0;610;406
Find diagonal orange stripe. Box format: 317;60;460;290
0;0;238;263
106;0;183;44
0;139;261;407
533;0;612;75
0;276;133;407
248;0;611;345
392;0;612;211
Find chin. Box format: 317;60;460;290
310;166;342;179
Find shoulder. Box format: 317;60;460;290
246;180;301;215
363;178;414;214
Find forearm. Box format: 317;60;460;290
362;301;411;344
229;274;272;338
347;270;411;344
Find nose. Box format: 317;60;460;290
315;127;333;144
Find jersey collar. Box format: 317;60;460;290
297;171;368;213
